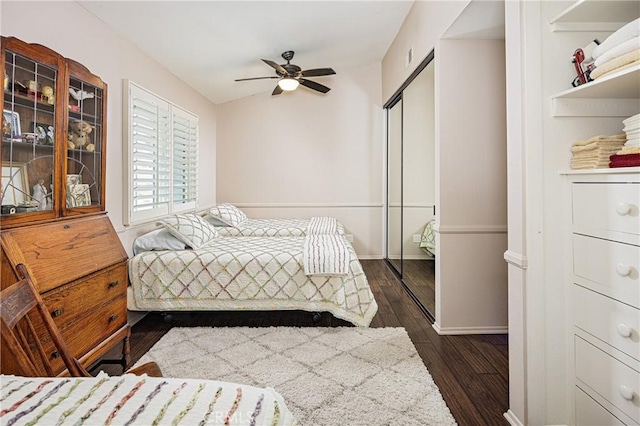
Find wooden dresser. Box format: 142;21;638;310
1;214;131;374
564;171;639;424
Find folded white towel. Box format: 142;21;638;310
595;36;640;67
303;235;350;276
591;49;640;79
589;58;640;80
593;18;640;59
307;216;338;235
623;113;640;127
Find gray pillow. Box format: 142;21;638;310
203;215;231;227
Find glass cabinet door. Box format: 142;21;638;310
2;47;58;221
65;62;105;212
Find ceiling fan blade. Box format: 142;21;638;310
301;68;336;77
299;78;331;94
272;85;283;96
262;59;287;75
235;76;279;81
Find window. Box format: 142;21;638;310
124;81;198;225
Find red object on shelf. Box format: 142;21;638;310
69;105;80;112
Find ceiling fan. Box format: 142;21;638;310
235;51;336;96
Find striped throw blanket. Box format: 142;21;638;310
307;216;338;234
303;235;350;276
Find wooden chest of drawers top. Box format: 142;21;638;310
1;215;127;293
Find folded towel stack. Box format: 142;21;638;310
590;18;640;80
570;134;626;169
610;113;640;168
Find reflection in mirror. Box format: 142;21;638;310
401;58;436;315
384;52;436;319
387;98;402;274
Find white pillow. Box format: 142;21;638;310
132;229;187;255
157;213;218;249
207;203;247;227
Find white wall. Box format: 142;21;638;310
1;1;218;256
434;38;508;333
382;0;470;103
216;63;384;257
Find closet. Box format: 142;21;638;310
385;52;436;318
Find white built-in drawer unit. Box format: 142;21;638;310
576;388;627;426
575;336;639;424
573;234;639;307
572;182;640;245
567;172;640;425
574;284;639;361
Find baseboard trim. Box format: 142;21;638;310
503;410;524;426
356;255;384;260
432;322;508;335
434;224;507;234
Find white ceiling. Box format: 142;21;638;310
79;1;414;104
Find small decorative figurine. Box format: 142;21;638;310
42;86;54;105
32;178;50;211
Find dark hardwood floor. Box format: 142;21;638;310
402;259;436;315
103;260;509;425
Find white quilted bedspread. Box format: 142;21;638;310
216;219;345;237
128;237;377;327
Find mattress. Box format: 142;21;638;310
128;237;377;327
216;218;345;237
0;373;295;425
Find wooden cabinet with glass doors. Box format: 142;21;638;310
1;36;106;227
1;37;130;376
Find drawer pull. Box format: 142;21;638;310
617;323;632;338
615;202;631;216
615;263;631;277
108;314;118;322
51;351;59;359
108;280;119;288
619;385;634;401
51;308;64;317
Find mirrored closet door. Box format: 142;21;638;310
385;52;436;318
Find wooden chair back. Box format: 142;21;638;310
0;264;90;377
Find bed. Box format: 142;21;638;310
128;235;377;327
0;373;295;425
204;203;345;237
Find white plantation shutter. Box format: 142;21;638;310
172;107;198;212
125;82;199;225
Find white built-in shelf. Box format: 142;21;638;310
551;64;640;116
560;167;640;175
550;0;639;31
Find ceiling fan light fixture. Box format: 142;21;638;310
278;77;299;91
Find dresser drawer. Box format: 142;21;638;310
42;264;127;331
576;387;627;425
575;336;640;423
573;183;639;239
1;215;128;293
573;234;639;306
43;296;127;373
574;284;639;361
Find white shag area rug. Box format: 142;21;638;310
135;327;457;426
